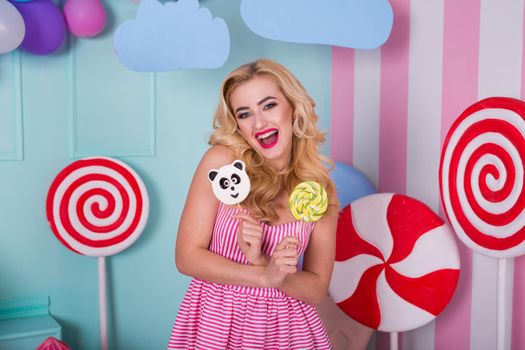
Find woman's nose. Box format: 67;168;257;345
253;112;267;129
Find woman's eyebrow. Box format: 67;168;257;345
235;106;249;114
257;96;276;105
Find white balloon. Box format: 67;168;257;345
0;0;26;54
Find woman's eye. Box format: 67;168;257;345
237;112;251;119
263;102;277;111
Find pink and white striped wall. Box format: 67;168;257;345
330;1;525;349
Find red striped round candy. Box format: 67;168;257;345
329;193;460;332
440;97;525;258
46;157;149;257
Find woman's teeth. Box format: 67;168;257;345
257;129;279;148
257;130;278;141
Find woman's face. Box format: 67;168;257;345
230;76;294;170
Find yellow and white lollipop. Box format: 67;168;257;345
289;181;328;222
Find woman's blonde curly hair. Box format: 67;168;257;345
209;59;339;222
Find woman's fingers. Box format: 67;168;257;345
242;223;263;237
239;225;263;246
237;219;263;239
235;216;302;275
279;265;297;274
242;234;262;247
286;243;297;250
231;212;260;225
275;257;298;266
273;248;299;261
275;236;302;251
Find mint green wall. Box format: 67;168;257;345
0;1;331;349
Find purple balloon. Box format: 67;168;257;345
11;0;66;55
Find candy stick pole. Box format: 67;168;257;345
98;256;108;350
390;332;398;350
497;257;508;350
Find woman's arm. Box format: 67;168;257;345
175;145;266;287
175;145;293;288
277;212;337;304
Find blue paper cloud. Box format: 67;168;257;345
114;0;230;72
240;0;393;49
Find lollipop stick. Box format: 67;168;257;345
292;221;302;250
390;332;398;350
497;258;508;350
98;256;108;350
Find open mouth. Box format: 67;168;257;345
231;193;239;198
255;128;279;149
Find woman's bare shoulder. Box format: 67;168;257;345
200;145;236;169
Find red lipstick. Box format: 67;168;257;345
255;128;279;149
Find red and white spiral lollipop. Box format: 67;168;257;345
46;157;149;257
46;156;149;350
440;97;525;258
329;193;460;332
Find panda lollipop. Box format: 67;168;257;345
208;160;251;206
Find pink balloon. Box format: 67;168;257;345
63;0;106;38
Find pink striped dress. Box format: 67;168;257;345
167;203;331;350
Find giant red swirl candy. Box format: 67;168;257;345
329;193;460;332
440;97;525;258
46;157;149;257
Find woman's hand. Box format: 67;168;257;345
263;236;302;288
233;212;268;266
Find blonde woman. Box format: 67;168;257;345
168;59;338;349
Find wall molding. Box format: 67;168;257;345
0;50;24;161
68;36;156;159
